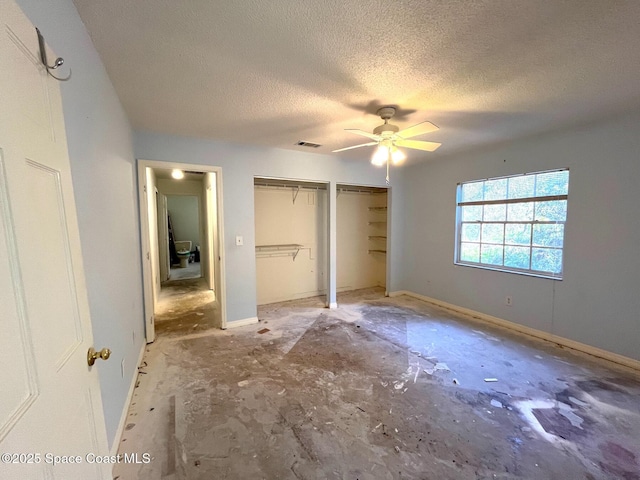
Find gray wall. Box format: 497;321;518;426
398;111;640;361
135;132;405;323
16;0;146;449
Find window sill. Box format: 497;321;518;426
454;261;563;280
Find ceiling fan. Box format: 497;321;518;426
333;107;441;183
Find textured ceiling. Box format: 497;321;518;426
73;0;640;163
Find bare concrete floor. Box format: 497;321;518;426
114;288;640;479
155;277;219;335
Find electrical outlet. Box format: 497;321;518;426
121;358;125;378
505;296;513;306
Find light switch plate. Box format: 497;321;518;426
236;235;243;246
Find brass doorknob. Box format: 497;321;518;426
87;347;111;366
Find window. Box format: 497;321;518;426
455;169;569;279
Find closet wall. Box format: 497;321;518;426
337;186;387;292
254;179;327;305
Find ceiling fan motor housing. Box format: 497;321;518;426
374;106;400;137
373;123;399;136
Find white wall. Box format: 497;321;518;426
15;0;145;449
255;187;326;304
337;191;387;291
167;195;200;250
135;132;402;323
399;110;640;362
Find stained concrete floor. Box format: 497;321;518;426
155;277;219;335
114;288;640;480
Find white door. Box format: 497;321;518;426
0;1;110;479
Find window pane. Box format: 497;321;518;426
504;246;530;269
505;224;531;245
535;170;569;196
461;205;482;221
460;242;480;262
481;224;504;244
483;204;506;221
461;223;480;242
481;244;503;265
483;178;507;201
532;248;562;274
535;200;567;221
457;170;568;278
532;224;564;247
507;202;534;221
461;181;483;202
507;175;535;199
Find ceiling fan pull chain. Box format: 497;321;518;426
386;149;391;185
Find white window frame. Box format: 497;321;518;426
454;169;569;279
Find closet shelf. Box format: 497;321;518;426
368;249;387;254
368;236;387;240
255;244;304;261
368;207;387;211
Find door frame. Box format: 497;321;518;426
137;159;228;341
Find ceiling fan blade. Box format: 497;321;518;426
345;129;381;141
395;138;442;152
332;141;378;153
396;121;439;139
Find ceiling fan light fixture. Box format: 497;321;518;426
371;145;388;166
391;146;406;165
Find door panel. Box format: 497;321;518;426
0;0;110;478
23;160;82;368
0;152;38;440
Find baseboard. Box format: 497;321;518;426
110;341;146;457
389;290;640;372
225;316;259;329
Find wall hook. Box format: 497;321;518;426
36;28;71;81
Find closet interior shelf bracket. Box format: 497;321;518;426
256;244;304;261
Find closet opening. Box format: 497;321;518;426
336;184;389;295
254;177;328;306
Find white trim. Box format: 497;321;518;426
225;316;259;329
389;290;640;372
137;163;155;343
110;342;146;457
327;302;338;309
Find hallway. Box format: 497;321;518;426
155;277;219;337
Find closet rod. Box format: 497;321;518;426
254;184;326;192
337;187;386;194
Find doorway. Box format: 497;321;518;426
138;161;227;342
253;177;328;306
336;184;389;294
166;194;201;281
